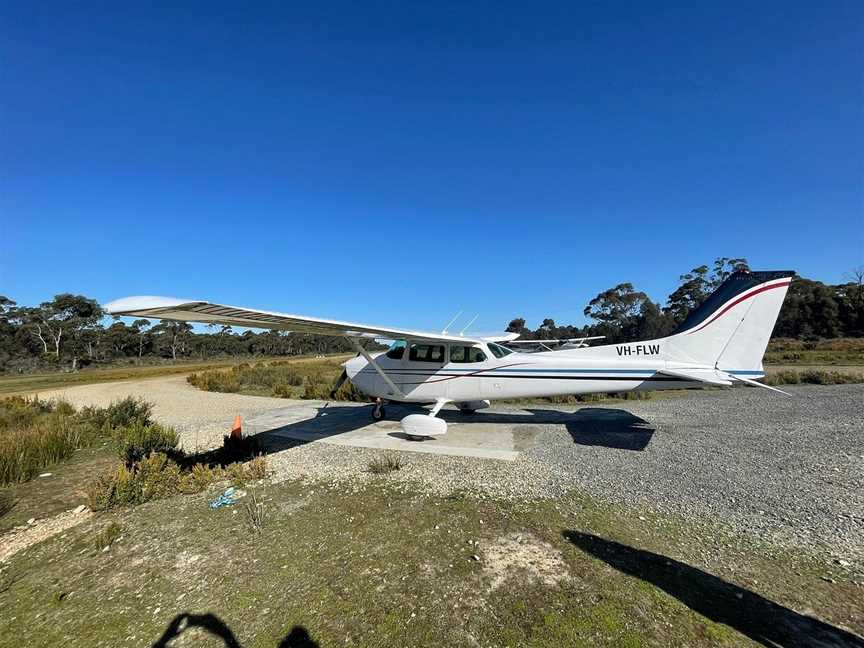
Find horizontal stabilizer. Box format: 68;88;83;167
658;368;734;386
727;373;791;396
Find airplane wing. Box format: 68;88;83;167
104;296;499;345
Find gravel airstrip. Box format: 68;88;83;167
38;377;864;565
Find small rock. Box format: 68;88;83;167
471;554;480;561
38;473;52;478
72;505;87;515
834;559;851;567
821;576;836;584
27;518;36;525
638;516;646;521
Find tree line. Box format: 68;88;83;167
1;258;861;373
0;295;357;373
506;258;864;344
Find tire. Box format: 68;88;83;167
458;408;476;415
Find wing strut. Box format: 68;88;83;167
346;337;405;400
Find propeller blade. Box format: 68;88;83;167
329;369;349;399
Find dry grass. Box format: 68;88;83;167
187;356;365;401
368;453;405;474
763;368;864;386
765;338;864;365
243;490;266;533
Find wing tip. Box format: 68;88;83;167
104;296;205;315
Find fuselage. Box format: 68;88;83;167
344;339;763;403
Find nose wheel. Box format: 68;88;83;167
372;399;386;421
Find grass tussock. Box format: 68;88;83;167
93;522;122;550
764;369;863;386
368;453;405;474
188;358;366;401
243;490;266;533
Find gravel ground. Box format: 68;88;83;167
263;385;864;565
40;377;864;564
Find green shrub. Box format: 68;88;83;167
303;382;330;400
113;421;179;465
80;397;152;431
271;382;294;398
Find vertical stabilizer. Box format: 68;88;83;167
664;271;793;373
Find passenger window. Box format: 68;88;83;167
449;345;487;363
409;344;445;363
386;340;406;360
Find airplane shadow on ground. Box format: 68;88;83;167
151;612;319;648
563;531;864;648
246;404;654;454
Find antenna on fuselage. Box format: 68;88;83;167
458;314;479;336
442;310;463;334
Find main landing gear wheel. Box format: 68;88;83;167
458;408;477;415
372;403;386;421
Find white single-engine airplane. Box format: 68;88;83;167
106;270;794;439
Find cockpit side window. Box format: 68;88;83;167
386;340;407;360
449;345;487;363
487;342;514;358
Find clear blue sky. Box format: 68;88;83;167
2;1;862;332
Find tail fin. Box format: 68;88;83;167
665;270;794;374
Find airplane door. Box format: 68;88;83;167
400;342;446;400
444;344;487;402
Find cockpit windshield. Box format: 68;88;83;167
385;340;407;359
487;342;514;358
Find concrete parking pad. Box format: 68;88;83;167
246;403;542;461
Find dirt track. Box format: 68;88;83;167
38;375;304;451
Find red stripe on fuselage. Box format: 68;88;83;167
686;280;791;335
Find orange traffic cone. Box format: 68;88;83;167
230;415;242;440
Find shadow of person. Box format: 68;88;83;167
278;625;319;647
151;612;242;647
151;614;320;648
563;530;864;647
